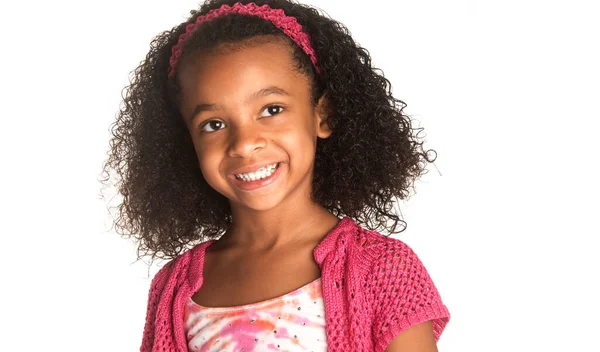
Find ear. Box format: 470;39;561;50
314;91;333;139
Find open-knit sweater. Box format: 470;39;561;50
140;216;450;351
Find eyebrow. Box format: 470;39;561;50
189;86;291;122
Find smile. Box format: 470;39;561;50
234;162;279;182
231;162;283;191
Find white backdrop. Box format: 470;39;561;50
1;0;599;351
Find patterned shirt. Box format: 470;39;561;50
184;277;327;351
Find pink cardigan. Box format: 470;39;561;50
140;217;450;351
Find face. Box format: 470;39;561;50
177;38;331;212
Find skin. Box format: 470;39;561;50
385;321;438;352
176;36;437;351
177;37;338;251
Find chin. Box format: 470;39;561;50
234;193;286;212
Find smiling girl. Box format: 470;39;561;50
102;0;450;351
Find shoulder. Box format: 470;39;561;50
337;222;441;296
344;223;419;267
147;242;203;290
354;226;442;304
338;222;449;345
146;255;182;293
349;228;450;347
328;218;418;271
359;229;441;305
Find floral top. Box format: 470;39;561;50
184;277;327;351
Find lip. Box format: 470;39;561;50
229;161;282;176
229;162;283;191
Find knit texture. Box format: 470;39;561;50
140;217;450;351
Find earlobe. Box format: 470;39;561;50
315;92;333;139
317;120;332;139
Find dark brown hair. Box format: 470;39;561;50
100;0;437;262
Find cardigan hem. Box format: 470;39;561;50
373;303;450;352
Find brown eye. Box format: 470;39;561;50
260;105;284;117
201;120;226;133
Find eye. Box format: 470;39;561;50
201;120;226;133
260;105;284;117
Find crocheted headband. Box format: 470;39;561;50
168;2;320;78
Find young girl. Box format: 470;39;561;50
103;0;450;350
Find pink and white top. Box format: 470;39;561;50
184;277;327;351
142;217;450;352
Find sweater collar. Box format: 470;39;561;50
187;216;356;291
312;216;355;265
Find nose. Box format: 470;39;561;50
227;123;267;159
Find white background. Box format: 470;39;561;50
1;0;599;351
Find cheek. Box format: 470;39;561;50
194;143;223;184
279;125;317;166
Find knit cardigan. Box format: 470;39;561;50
140;217;450;352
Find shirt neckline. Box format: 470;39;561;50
188;276;322;312
185;217;355;299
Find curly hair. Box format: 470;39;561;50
100;0;437;261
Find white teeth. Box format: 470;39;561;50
235;163;279;182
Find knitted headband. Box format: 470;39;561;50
168;2;320;78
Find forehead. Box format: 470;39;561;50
177;39;309;103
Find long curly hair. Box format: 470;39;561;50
100;0;437;261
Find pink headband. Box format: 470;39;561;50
168;2;320;78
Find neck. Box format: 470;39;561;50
221;195;339;252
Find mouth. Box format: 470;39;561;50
230;162;283;191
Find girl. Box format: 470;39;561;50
102;0;450;351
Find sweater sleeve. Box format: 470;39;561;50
370;240;450;352
140;262;173;352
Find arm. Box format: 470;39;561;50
385;321;438;352
370;239;450;352
140;262;173;352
